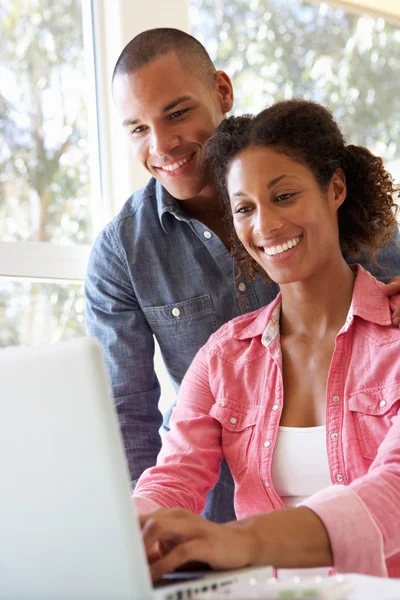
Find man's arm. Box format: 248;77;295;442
85;225;163;485
345;226;400;283
346;227;400;325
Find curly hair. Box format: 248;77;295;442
205;100;399;281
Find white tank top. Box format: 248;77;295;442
271;426;332;508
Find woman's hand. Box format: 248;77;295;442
139;506;333;582
139;508;258;582
383;276;400;327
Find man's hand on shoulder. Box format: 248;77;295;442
383;276;400;327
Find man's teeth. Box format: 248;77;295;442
161;156;192;172
264;235;302;256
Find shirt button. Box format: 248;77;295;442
272;404;279;411
332;395;340;403
171;307;181;317
203;231;212;239
379;400;387;408
330;432;339;440
264;481;270;488
238;282;246;292
229;417;237;425
336;474;344;483
264;440;271;448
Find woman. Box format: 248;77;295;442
133;100;400;581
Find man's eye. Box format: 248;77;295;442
130;125;147;135
169;109;189;120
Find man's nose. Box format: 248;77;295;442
149;128;180;157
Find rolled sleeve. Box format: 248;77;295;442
133;496;161;515
302;485;387;577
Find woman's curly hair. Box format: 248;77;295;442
205;99;399;281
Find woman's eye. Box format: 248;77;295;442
234;206;252;215
276;193;294;202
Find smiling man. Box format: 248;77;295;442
85;28;400;525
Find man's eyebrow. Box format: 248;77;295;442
162;95;193;113
122;117;140;128
122;96;193;128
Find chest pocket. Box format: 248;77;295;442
143;294;218;382
209;401;259;476
348;383;400;460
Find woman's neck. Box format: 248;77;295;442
279;258;355;339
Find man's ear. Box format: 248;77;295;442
214;70;234;114
330;168;347;211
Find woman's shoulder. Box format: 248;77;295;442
205;298;280;358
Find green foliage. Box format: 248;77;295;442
190;0;400;167
0;0;91;347
0;0;91;244
0;280;86;347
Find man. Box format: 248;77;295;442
85;28;400;524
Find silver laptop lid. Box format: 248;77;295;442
0;337;153;600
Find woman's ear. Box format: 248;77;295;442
330;168;347;211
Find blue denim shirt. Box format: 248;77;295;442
85;177;400;523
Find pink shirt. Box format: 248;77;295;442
134;265;400;577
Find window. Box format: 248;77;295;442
0;0;99;346
190;0;400;187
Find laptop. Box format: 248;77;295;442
0;337;271;600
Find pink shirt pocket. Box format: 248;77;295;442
348;382;400;460
209;401;259;476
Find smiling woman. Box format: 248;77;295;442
207;101;399;284
133;100;400;580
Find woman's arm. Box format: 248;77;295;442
303;409;400;577
140;506;332;582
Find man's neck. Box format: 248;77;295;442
179;183;221;220
178;186;232;250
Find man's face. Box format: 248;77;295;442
112;52;233;201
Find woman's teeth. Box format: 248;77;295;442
264;235;302;256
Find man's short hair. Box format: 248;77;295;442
112;28;216;86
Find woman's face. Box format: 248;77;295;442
226;146;346;286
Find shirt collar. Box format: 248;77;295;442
234;263;392;347
234;292;282;343
155;180;191;232
344;263;392;328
